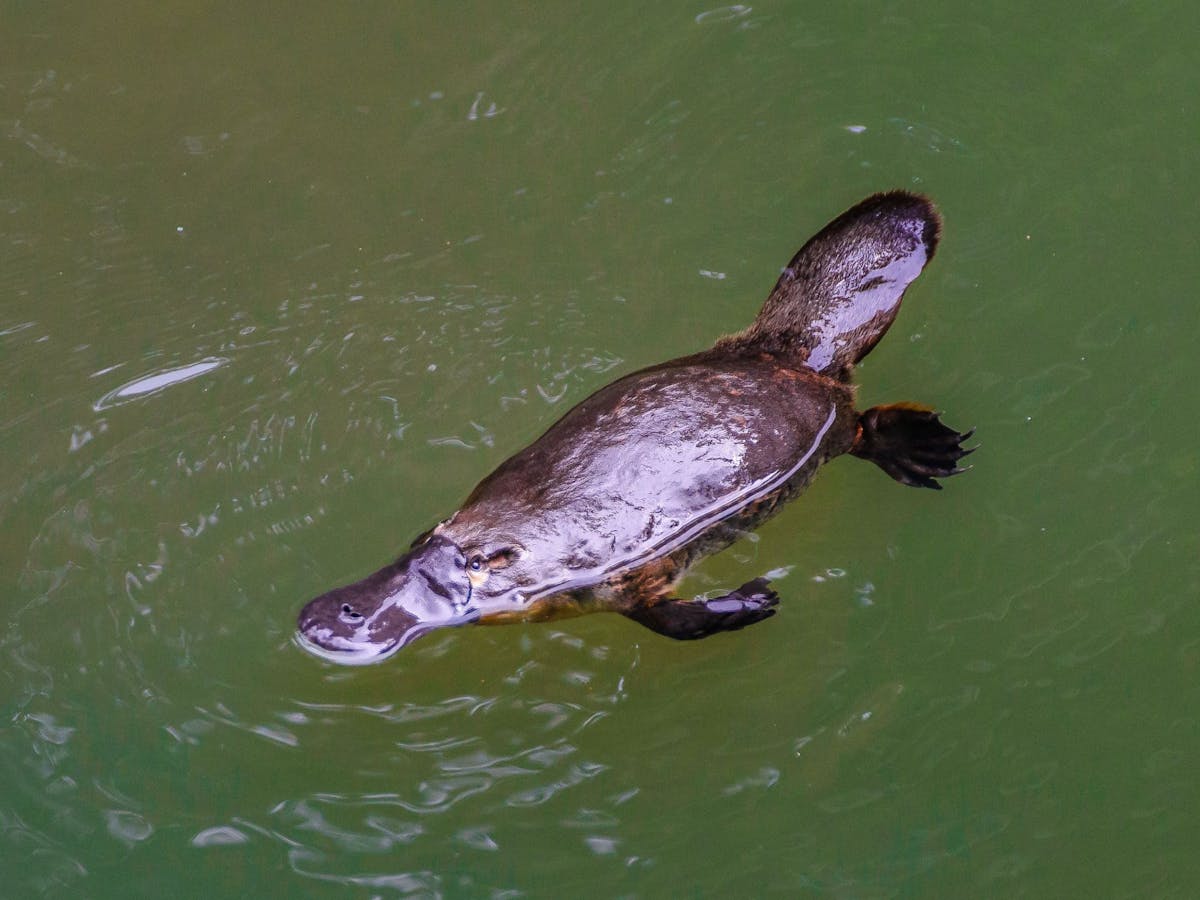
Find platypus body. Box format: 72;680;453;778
297;192;973;665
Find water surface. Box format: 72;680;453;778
3;2;1199;896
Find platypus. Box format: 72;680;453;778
296;191;972;664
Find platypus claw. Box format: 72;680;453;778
852;405;976;490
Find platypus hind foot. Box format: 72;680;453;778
623;578;780;640
851;403;975;490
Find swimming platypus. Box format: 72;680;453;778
296;191;972;664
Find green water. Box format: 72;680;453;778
3;2;1198;896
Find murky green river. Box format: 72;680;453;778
4;2;1199;896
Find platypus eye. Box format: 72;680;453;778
466;553;489;588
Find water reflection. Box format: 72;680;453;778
92;357;230;410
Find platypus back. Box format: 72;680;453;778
718;191;941;378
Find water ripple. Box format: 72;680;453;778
103;809;154;846
92;357;230;410
694;5;752;25
191;825;250;847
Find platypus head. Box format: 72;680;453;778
295;535;480;665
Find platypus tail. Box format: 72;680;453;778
718;191;941;378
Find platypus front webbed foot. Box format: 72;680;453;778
851;403;975;490
623;578;780;640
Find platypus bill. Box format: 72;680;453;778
297;191;973;665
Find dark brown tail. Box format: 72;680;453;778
719;192;941;378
